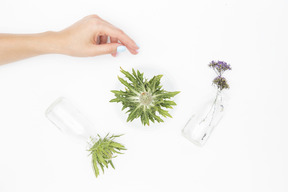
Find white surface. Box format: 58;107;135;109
0;0;287;191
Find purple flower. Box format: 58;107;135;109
209;60;231;90
209;60;232;74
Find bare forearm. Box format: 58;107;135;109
0;32;61;65
0;15;139;65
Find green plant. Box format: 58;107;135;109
110;68;180;126
88;134;126;178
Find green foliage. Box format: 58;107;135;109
110;67;180;126
88;134;126;178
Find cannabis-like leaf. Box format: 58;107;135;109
88;134;126;178
110;67;180;126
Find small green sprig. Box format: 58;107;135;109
110;67;180;126
88;134;126;178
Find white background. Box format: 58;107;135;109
0;0;287;191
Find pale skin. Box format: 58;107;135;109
0;15;139;65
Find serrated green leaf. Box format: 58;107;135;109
110;68;180;126
88;134;126;178
108;160;115;169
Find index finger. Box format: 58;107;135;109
100;23;139;51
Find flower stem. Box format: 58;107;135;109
200;89;222;126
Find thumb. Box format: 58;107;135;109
91;43;126;56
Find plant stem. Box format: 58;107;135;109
209;90;222;126
200;89;222;126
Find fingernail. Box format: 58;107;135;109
117;46;126;53
136;43;140;50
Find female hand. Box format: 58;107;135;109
56;15;139;57
0;15;139;65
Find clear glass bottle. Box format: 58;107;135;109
45;97;126;178
45;97;99;143
182;90;228;146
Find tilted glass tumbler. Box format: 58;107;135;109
45;97;98;142
45;97;126;178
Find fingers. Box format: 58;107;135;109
90;43;126;56
99;23;139;55
86;15;139;56
98;35;128;57
110;37;118;57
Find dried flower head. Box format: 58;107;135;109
209;60;231;75
209;60;231;91
213;76;229;90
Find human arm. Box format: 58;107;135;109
0;15;139;65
